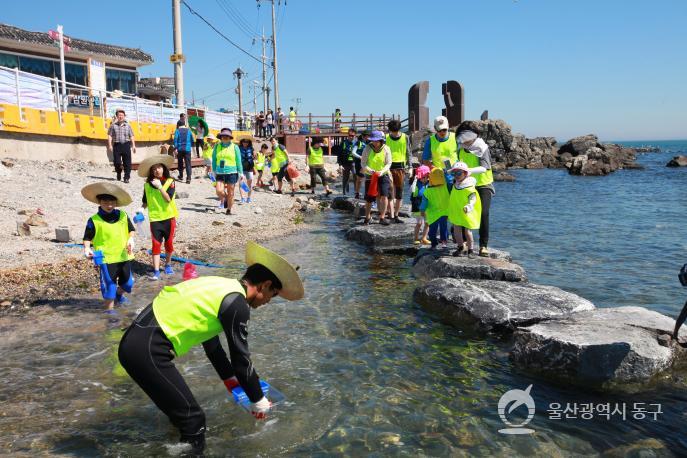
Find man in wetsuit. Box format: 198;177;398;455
118;241;304;454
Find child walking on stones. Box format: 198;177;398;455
448;162;483;258
411;165;431;245
137;155;178;280
81;182;135;313
420;168;450;249
255;143;267;188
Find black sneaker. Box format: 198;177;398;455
467;249;475;259
379;218;390;226
362;218;371;225
325;190;332;196
355;193;360;199
186;179;191;184
393;217;403;224
123;178;130;183
452;248;464;257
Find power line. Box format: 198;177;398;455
223;0;255;33
181;0;263;65
215;0;255;39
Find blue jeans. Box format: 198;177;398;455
428;216;448;247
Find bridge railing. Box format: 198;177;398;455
239;112;408;136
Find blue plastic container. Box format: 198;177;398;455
92;250;104;266
230;380;286;414
240;181;250;193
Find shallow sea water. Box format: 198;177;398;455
0;141;686;456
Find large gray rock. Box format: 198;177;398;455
511;306;687;388
666;155;687;167
412;251;524;282
345;219;415;247
330;196;361;211
559;135;639;176
413;278;594;332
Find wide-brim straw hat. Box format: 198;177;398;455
137;155;175;177
81;182;132;207
429;167;446;186
245;241;304;301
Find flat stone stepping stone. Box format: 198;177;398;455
511;306;687;388
413;277;594;332
345;218;415;247
412;251;524;282
330;196;362;212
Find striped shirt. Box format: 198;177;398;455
108;121;134;144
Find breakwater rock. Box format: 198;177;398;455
416;120;642;176
413;277;595;332
666;155;687;167
345;219;416;247
412;251;524;282
511;306;687;388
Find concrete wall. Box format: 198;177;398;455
0;131;165;164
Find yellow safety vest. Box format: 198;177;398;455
308;146;324;166
153;277;246;357
91;211;133;264
430;132;458;169
144;178;178;222
366;147;386;172
422;185;450;225
256;152;265;171
386;133;407;164
214;143;237;170
202;144;214;160
458;148;494;186
448;183;481;229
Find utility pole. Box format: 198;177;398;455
252;80;259;114
261;28;268;114
172;0;185;106
233;67;245;128
270;0;280;114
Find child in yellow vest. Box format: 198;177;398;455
81;182;135;313
255;143;268;187
420;168;450;249
202;134;216;179
448;162;484;258
137;155;179;280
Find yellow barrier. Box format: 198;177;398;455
0;104;250;143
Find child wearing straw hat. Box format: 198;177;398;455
118;241;304;454
136;155;179;280
81;182;136;312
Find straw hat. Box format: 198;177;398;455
137;155;175;177
245;241;304;301
429;167;446;186
81;182;132;206
205;134;217;142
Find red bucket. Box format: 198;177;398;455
287;163;300;179
366;172;379;198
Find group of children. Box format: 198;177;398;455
81;153;180;313
410;161;484;257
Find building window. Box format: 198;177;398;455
0;53;18;69
106;68;137;94
19;56;57;78
64;63;86;86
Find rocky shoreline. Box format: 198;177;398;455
411;120;653;176
332;195;687;391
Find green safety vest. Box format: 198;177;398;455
273;145;288;165
144;178;178;222
256;152;265;171
430;132;458;169
366;147;386;172
153;277;246;357
289;111;296;122
422;185;450;225
386;133;407;164
214;143;237;170
308;146;324;166
91;211;133;264
448;183;481;229
202;144;213;160
458;148;494;186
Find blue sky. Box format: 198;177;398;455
3;0;686;140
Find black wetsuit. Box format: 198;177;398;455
118;288;262;452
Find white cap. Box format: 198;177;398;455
434;116;449;131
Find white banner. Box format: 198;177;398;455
205;110;236;131
88;59;106;93
0;66;55;110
